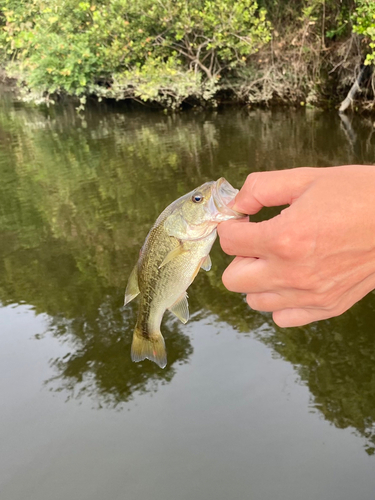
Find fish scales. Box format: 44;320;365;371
124;178;245;368
138;213;216;334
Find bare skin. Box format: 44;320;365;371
218;165;375;327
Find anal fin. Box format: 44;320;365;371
169;292;189;324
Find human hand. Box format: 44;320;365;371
218;166;375;327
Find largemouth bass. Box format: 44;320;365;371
124;178;245;368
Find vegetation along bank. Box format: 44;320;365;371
1;0;375;111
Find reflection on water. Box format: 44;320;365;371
1;95;375;453
253;298;375;456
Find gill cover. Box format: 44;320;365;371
163;181;218;240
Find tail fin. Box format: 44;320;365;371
131;326;167;369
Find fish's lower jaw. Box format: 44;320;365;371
131;328;167;369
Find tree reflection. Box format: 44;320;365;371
45;295;193;407
1;98;375;452
252;296;375;455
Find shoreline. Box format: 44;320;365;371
0;64;373;115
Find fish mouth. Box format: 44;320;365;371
210;177;245;220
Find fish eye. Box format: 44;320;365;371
192;193;204;203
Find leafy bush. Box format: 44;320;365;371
0;0;271;106
109;58;213;109
352;0;375;65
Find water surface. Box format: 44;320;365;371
1;96;375;500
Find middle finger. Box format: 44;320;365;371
222;256;283;294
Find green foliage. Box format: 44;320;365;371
352;0;375;65
0;0;271;106
109;58;212;109
257;0;353;37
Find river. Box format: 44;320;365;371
1;95;375;500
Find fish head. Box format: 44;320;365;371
164;178;245;240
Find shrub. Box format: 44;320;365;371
352;0;375;65
0;0;271;106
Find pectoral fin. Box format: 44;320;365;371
124;264;140;305
169;292;189;324
159;244;188;269
200;254;212;271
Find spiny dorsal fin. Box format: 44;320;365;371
200;254;212;271
168;292;189;324
159;244;188;269
124;263;140;305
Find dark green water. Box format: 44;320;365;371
1;94;375;500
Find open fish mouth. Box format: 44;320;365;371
209;177;245;220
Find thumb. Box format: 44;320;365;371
233;167;321;215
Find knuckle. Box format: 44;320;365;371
273;225;314;261
303;286;341;309
313;280;345;308
273;232;294;259
323;293;347;314
322;301;347;318
245;172;261;190
284;266;319;291
307;292;327;308
320;290;340;309
244;172;265;197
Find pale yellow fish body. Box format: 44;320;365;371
124;178;245;368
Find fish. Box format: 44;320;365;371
124;177;245;368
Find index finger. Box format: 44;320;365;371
233;168;319;214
